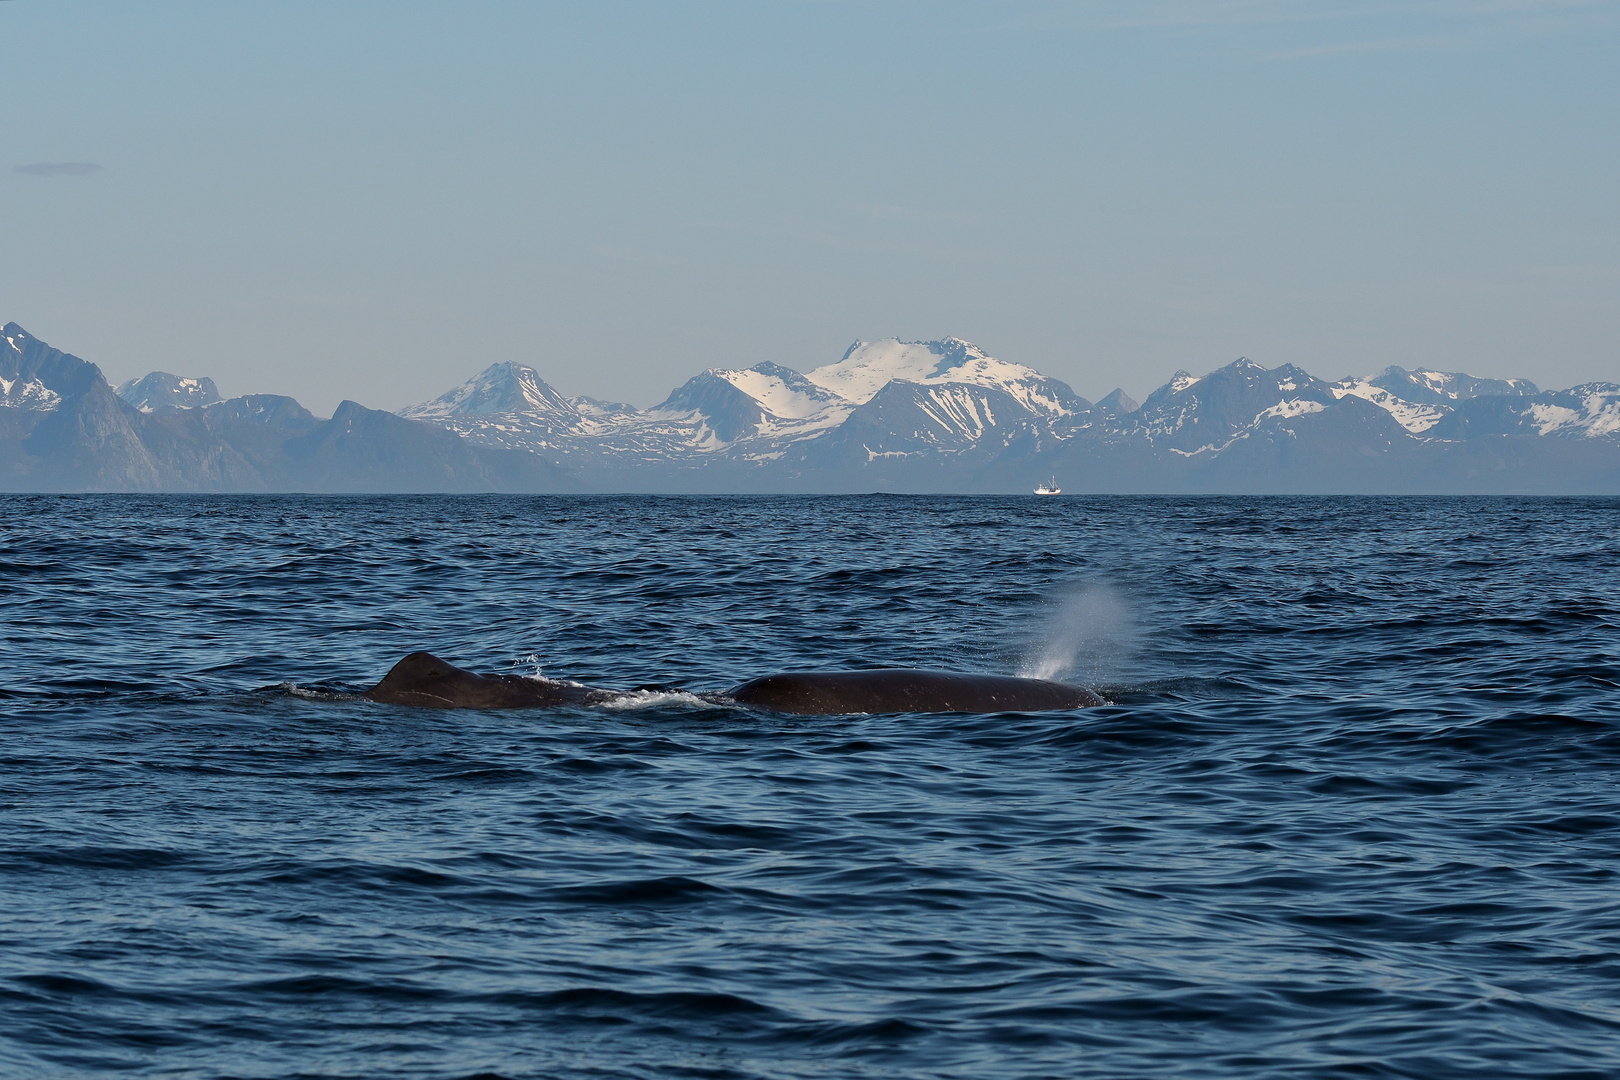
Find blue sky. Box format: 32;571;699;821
3;1;1616;413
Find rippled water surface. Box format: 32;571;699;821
3;494;1619;1079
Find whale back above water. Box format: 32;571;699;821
363;652;1100;714
726;669;1102;715
365;651;601;709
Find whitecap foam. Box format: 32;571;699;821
598;689;714;711
281;682;366;702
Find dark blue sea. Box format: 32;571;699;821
3;495;1619;1080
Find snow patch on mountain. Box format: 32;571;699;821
1257;399;1328;423
914;383;998;439
1529;386;1620;437
1332;366;1545;434
0;375;61;410
1371;367;1537;403
2;329;27;358
1331;378;1447;433
721;366;844;421
806;339;953;403
645;362;852;449
116;372;222;413
1572;389;1620;436
1530;403;1583;435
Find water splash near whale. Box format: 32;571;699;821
1017;583;1135;685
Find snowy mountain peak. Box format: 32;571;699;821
1364;366;1538;405
805;338;1081;417
650;361;853;446
1095;388;1140;415
401;362;578;420
1;322;104;401
808;339;966;404
1155;359;1320;404
1331;377;1446;433
1132;358;1342;452
1330;366;1541;433
922;337;996;377
116;372;222;414
714;362;847;420
2;327;62;408
1214;357;1326;390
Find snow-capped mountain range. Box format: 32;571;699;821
391;338;1090;470
3;319;1616;492
374;337;1619;488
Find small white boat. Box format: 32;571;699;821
1034;477;1061;495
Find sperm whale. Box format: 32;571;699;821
364;652;614;709
725;668;1102;714
364;652;1100;714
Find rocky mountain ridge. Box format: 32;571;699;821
3;321;1616;492
0;323;568;492
384;337;1619;491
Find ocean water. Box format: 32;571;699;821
2;494;1618;1080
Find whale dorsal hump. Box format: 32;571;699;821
367;651;470;706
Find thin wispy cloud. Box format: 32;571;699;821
15;162;101;177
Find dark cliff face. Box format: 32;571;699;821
23;380;168;489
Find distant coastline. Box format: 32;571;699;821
4;323;1617;494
